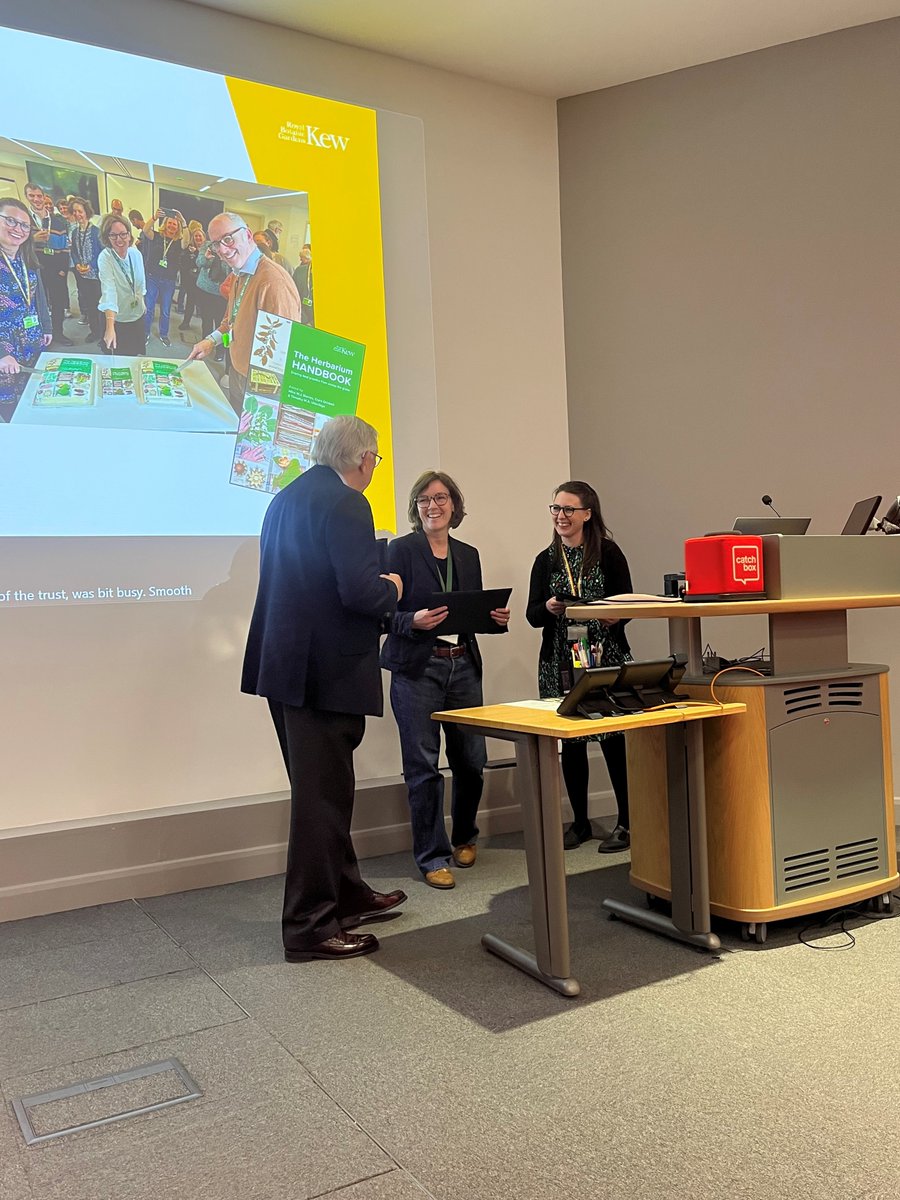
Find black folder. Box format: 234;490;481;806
426;587;512;635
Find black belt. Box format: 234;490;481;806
432;644;467;659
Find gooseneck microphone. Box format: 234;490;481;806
761;495;782;517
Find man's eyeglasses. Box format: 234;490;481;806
365;450;383;467
417;492;451;508
209;226;248;251
0;213;32;233
549;504;589;517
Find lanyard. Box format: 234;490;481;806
434;545;454;592
112;248;137;294
161;237;176;262
561;544;583;597
75;225;93;265
229;272;252;329
1;251;31;306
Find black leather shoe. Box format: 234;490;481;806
340;889;407;929
563;822;592;850
598;825;630;853
284;931;378;961
54;335;74;347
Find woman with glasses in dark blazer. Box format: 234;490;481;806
381;471;510;890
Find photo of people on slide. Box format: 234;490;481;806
1;28;393;556
0;134;313;431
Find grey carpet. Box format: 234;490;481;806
2;834;899;1199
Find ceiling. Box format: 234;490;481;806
181;0;900;97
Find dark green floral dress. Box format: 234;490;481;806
537;544;630;741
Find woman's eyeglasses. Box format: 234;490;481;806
0;213;31;233
416;493;450;508
549;504;589;517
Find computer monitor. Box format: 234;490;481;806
732;517;811;535
841;496;881;536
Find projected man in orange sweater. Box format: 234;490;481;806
187;211;301;413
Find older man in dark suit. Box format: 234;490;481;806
242;415;406;961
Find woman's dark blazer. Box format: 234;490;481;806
380;531;484;680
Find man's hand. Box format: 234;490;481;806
490;607;511;627
412;605;448;631
186;338;214;362
382;572;403;600
0;355;20;375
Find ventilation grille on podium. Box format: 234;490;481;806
782;681;865;718
782;836;882;894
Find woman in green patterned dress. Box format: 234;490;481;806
526;481;633;853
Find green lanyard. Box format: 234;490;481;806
435;546;454;592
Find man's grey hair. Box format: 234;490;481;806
313;415;378;473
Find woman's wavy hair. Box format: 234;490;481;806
550;480;610;574
407;470;466;532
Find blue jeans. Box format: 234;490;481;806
390;652;487;874
145;275;176;338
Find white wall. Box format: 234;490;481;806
0;0;570;828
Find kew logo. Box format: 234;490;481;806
281;120;350;151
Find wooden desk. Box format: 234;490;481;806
566;595;900;939
566;594;900;676
433;700;745;996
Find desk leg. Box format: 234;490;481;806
482;735;581;997
669;615;703;675
603;723;721;953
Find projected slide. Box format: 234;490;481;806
0;26;395;607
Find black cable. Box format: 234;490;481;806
798;900;898;951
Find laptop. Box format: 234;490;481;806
841;496;881;536
732;517;811;536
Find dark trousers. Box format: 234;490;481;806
560;734;629;830
104;317;146;357
40;261;69;337
389;652;486;874
197;290;227;339
179;281;199;326
268;700;373;950
74;276;102;339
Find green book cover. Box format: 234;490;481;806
280;325;365;417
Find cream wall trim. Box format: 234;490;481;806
0;763;618;923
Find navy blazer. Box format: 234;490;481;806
380;531;485;680
242;464;398;715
